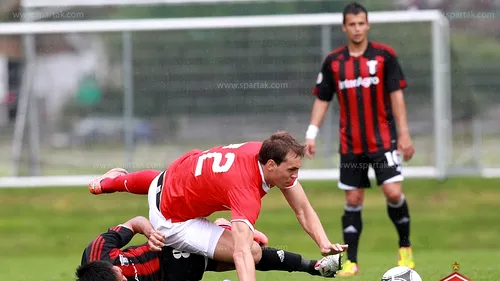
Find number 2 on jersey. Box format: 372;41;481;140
194;143;245;176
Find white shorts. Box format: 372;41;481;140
147;172;225;259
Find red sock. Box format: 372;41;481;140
100;170;161;194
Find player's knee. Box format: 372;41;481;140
345;190;364;206
250;241;263;262
386;193;402;204
346;198;363;207
383;183;403;204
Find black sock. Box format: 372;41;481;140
205;258;219;271
387;194;411;247
255;247;321;276
342;205;362;263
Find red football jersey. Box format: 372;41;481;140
159;141;297;230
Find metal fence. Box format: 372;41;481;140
0;11;499;177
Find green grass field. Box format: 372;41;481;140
0;178;498;281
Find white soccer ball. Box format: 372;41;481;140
381;266;422;281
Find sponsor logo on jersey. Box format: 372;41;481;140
119;254;130;266
338;76;380;90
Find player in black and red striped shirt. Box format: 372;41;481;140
78;216;176;281
305;2;415;276
76;215;341;281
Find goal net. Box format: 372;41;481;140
0;10;451;187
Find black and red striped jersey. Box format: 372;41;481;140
80;225;209;281
81;225;161;281
312;41;407;155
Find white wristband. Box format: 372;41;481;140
306;124;319;140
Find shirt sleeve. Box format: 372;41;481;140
227;186;261;232
312;55;336;101
384;51;408;93
81;225;135;264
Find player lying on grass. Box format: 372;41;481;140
89;131;348;281
76;216;342;281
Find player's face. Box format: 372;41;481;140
342;12;370;45
271;152;302;188
112;266;127;281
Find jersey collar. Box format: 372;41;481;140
257;162;270;193
343;41;374;58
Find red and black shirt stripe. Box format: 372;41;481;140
312;41;407;155
81;225;161;281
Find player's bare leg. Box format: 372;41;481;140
337;189;363;277
382;181;414;269
214;218;269;247
212;228;341;277
89;168;160;195
212;229;262;263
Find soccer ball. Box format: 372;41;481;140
381;266;422;281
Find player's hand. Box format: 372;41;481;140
398;133;415;162
305;139;316;159
320;243;348;256
147;230;166;252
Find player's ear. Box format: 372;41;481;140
265;159;277;171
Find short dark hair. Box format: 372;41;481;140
342;2;368;24
76;261;117;281
258;131;306;166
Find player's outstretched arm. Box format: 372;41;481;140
82;217;153;263
281;182;348;256
231;221;257;281
122;216;165;251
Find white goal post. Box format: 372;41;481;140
0;10;452;188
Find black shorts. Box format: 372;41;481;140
161;246;207;281
338;149;403;189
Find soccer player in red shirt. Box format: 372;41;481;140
76;216;341;281
304;2;415;276
89;131;347;281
